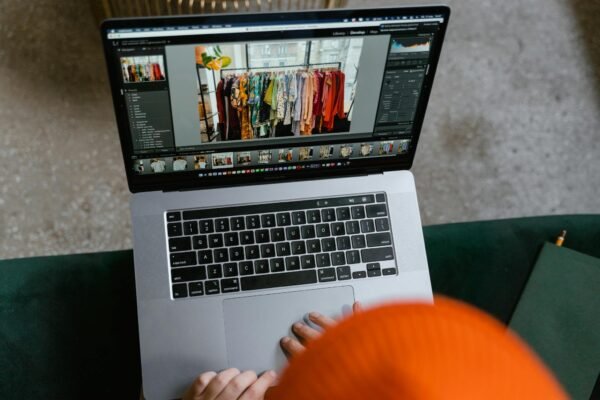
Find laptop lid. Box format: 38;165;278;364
101;6;450;193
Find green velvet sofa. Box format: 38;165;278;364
1;215;599;398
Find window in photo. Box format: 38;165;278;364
237;151;252;165
277;148;294;163
121;55;166;83
211;152;234;169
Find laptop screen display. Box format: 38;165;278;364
102;7;449;191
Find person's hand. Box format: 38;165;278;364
183;368;277;400
280;302;361;359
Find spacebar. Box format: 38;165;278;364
241;271;317;291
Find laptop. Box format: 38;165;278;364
101;6;450;399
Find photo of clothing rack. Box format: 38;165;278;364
195;38;361;143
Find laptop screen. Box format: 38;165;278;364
101;7;449;192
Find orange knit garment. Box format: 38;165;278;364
267;297;567;400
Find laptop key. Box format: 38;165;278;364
254;259;269;274
240;261;253;275
188;282;204;296
171;266;206;282
375;218;390;232
336;207;351;221
192;235;208;249
368;269;382;277
292;211;306;225
230;217;245;231
286;226;300;241
318;268;336;282
316;224;331;237
331;222;345;236
291;241;306;255
361;247;394;262
167;223;182;237
214;248;229;263
301;225;316;239
170;252;197;267
366;204;387;218
240;231;254;245
316;253;331;268
208;234;223;248
366;232;392;247
331;252;346;266
221;278;240;293
307;210;321;223
215;218;229;232
277;212;291;226
285;256;300;271
229;246;244;261
183;221;199;235
351;206;365;219
260;243;275;258
223;263;238;277
207;264;222;279
376;193;386;203
241;270;317;291
255;229;270;243
245;245;260;260
321;238;336;252
276;242;291;257
198;250;213;264
167;212;181;222
346;221;360;234
301;254;316;269
199;220;214;233
261;214;276;228
205;280;220;295
383;268;397;276
172;283;188;298
270;228;285;242
360;219;375;233
270;258;285;272
321;208;336;222
224;232;239;246
246;215;260;229
352;271;367;279
336;266;351;280
351;235;366;249
336;236;351;250
307;239;321;253
169;237;191;252
346;250;360;264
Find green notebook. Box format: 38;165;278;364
509;242;600;399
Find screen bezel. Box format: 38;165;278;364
101;6;450;193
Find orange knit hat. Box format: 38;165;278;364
267;296;567;400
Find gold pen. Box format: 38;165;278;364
555;230;567;247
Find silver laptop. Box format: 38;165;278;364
101;6;450;399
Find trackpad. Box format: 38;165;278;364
223;286;354;372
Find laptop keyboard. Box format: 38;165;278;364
166;193;397;299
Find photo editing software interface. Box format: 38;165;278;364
106;12;445;178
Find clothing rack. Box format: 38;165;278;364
219;61;342;77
